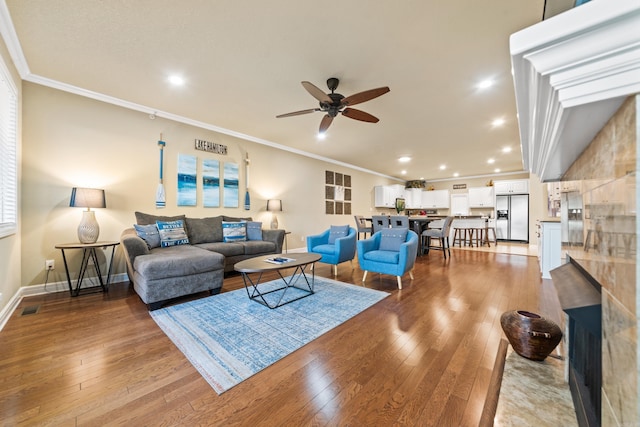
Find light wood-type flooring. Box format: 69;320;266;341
0;248;560;426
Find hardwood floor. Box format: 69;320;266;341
0;249;559;426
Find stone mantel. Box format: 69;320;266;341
510;0;640;182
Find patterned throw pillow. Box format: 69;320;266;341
133;223;161;249
379;228;408;252
328;225;350;244
246;221;263;241
222;221;247;242
156;220;190;247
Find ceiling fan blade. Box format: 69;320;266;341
301;81;332;103
341;87;390;106
319;114;334;133
342;108;379;123
276;108;319;118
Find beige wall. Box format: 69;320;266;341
19;82;397;292
0;36;22;314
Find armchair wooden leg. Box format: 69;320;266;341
350;260;354;270
333;265;337;276
409;269;414;280
396;276;402;290
362;271;368;283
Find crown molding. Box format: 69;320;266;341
510;0;640;182
0;0;29;77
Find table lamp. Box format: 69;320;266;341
70;187;106;243
266;199;282;229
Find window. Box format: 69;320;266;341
0;55;17;238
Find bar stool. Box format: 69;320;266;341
486;218;498;246
452;219;469;247
470;219;489;247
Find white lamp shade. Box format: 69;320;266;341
70;187;106;209
266;199;282;212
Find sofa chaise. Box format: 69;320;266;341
120;212;285;310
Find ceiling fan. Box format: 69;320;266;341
276;78;390;133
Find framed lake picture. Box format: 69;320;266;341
202;159;220;207
223;162;239;208
177;154;197;206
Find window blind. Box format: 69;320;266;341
0;56;17;238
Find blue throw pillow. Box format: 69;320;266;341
379;228;408;252
133;223;161;249
156;220;190;247
328;225;350;244
222;221;247;242
246;221;263;241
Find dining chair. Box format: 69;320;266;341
353;215;372;240
421;216;454;259
390;215;410;229
371;215;390;234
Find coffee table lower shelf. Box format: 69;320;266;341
234;253;322;309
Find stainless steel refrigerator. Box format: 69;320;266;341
495;194;529;242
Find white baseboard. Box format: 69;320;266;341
0;273;129;332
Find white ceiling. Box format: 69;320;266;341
3;0;545;181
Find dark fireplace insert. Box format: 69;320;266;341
550;259;602;427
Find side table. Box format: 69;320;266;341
54;241;119;296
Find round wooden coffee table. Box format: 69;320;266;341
234;253;321;309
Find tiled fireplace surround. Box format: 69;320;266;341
562;96;638;425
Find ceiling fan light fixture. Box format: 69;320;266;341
317;132;326;140
277;78;389;133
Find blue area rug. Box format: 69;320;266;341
150;276;389;394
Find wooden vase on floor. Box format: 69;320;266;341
500;310;563;361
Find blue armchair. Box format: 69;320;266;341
307;226;357;275
357;229;419;289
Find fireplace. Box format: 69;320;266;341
551;259;602;427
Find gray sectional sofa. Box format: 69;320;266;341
120;212;285;310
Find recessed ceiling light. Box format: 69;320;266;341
453;172;459;177
502;146;512;153
477;79;494;90
494;168;501;173
401;170;407;175
487;158;495;164
491;118;505;127
439;165;446;170
398;156;411;163
168;75;185;86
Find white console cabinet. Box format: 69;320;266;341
538;221;562;279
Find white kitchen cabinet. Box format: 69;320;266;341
538;221;562;279
450;193;470;216
405;188;423;209
374;184;405;208
421;189;450;209
468;186;495;208
494;179;529;194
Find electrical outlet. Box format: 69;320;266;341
45;259;55;270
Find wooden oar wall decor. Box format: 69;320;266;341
244;152;250;210
156;134;166;208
